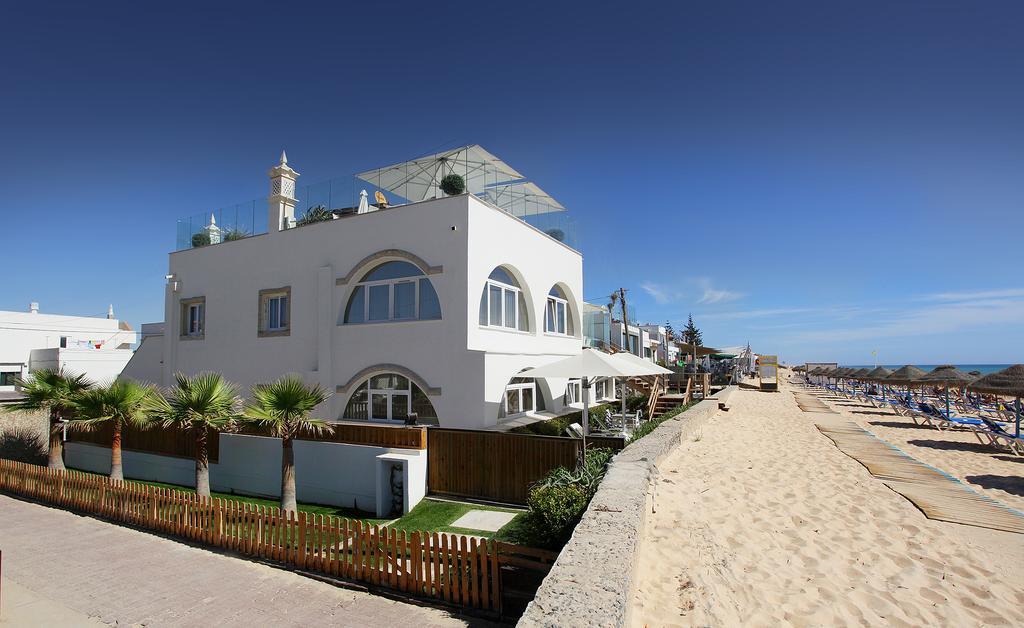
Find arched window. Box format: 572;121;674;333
479;267;529;331
344;261;441;323
545;285;575;336
500;376;545;417
343;373;439;425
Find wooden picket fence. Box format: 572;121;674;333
0;459;555;615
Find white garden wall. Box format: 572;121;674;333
65;433;427;515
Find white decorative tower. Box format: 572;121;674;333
203;213;223;244
268;150;299;232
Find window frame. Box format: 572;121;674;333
342;373;439;425
481;276;527;332
180;296;206;340
344;263;441;325
545;293;569;336
258;287;291;338
503;380;536;417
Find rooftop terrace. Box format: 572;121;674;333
176;145;577;251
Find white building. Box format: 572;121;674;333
126;147;594;430
0;303;137;393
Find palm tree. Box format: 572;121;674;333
243;376;332;513
7;368;94;470
69;379;159;481
151;372;241;497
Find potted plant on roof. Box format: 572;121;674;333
440;173;466;196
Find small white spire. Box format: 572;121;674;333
107;304;115;319
357;189;369;214
209;213;217;226
280;150;288;166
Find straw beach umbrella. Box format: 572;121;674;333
969;364;1024;437
916;365;974;418
884;365;928;401
864;366;892;400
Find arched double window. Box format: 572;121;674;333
545;285;575;336
344;261;441;323
343;373;439;425
479;267;529;331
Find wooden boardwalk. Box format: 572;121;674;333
816;421;1024;535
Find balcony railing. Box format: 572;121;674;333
176;173;577;252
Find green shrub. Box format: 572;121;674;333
526;483;589;543
297;205;333;226
627;401;697;444
191;231;211;248
440;173;466;196
522;447;614;547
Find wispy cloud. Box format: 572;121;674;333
641;278;743;306
640;281;684;305
782;295;1024;343
697;278;742;305
921;288;1024;302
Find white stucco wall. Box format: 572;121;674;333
161;195;584;429
0;309;137;387
65;434;427;514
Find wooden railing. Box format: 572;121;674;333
0;459;555;615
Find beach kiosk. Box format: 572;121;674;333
759;354;779;391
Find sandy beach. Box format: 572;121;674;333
630;378;1024;627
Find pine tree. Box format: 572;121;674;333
664;320;675;341
682;313;702;346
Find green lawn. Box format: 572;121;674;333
67;467;388;524
385;498;526;541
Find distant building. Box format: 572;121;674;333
0;302;137;396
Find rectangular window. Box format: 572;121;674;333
546;300;556;332
180;297;205;338
557;301;566;334
0;372;18;387
506;389;521;415
393;281;416;320
489;284;503;326
503;289;516;329
368;284;389;321
258;288;291;336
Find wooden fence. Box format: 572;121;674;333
67;423;221;462
427;428;624;505
67;421;426;462
0;458;554;615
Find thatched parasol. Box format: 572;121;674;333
969;365;1024;437
916;365;975;418
849;368;873;380
884;365;927;384
865;366;892;381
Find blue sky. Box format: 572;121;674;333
1;1;1022;365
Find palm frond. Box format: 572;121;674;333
242;375;331;438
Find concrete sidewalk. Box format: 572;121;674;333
0;494;483;627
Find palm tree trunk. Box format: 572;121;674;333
110;420;124;482
47;409;65;471
194;427;211;497
280;436;297;514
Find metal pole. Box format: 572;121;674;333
582;376;590;454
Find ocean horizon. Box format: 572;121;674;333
838;364;1011;375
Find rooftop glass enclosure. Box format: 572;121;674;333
175;145;577;251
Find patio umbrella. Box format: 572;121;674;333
968;364;1024;437
916;365;974;419
609;352;674;425
519;348;671;448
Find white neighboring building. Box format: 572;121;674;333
0;303;137;393
127;147;588;430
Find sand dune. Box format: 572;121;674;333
630;379;1024;627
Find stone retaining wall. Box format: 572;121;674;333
519;386;736;627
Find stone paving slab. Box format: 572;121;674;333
450;510;516;532
0;494;489;627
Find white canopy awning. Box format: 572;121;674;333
520;348;671;379
355;144;565;216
